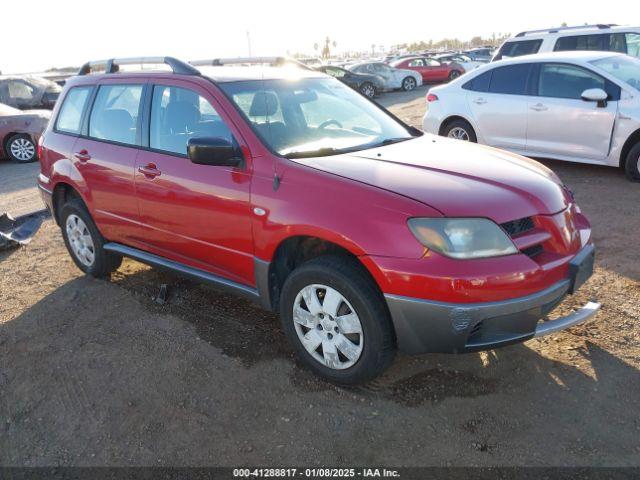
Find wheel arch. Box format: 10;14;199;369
619;128;640;168
259;235;383;312
51;182;87;226
438;114;477;136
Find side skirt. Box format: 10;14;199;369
104;242;261;304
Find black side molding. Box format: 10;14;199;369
103;242;260;303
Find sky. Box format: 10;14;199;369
1;0;634;73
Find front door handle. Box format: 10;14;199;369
138;163;162;178
74;150;91;162
473;98;487;105
530;103;548;112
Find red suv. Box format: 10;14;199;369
38;57;599;384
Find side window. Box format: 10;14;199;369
462;70;491;92
408;59;424;67
55;86;92;134
89;85;143;146
150;85;233;156
494;40;542;61
554;34;604;52
626;33;640;57
425;59;440;67
537;63;619;100
608;33;627;53
488;64;531;95
8;80;34;101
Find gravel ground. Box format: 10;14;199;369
0;161;42;218
1;86;639;467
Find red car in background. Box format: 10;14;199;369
1;103;50;163
391;56;464;83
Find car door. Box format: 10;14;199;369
423;59;448;81
134;80;254;285
72;80;144;244
466;64;532;150
525;63;619;161
406;59;427;81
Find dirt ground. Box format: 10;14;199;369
1;86;639;467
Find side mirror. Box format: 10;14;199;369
187;137;242;167
581;88;608;108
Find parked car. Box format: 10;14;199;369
391;57;465;83
39;56;598;384
314;65;384;98
0;76;62;110
464;48;494;62
423;51;640;181
0;103;50;163
493;24;640;61
347;62;423;91
434;53;484;72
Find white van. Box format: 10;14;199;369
493;24;640;61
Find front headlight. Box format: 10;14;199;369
408;218;518;259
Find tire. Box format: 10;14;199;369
448;70;462;81
279;255;396;385
402;76;417;91
359;82;376;98
60;198;122;277
442;119;477;143
6;134;37;163
624;142;640;182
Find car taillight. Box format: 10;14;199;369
37;135;44;160
427;93;438;102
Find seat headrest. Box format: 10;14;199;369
249;91;279;117
93;109;134;143
164;101;201;132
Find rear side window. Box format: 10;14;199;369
89;85;143;146
494;40;542;61
463;70;491;92
625;33;640;57
150;85;233;156
488;64;532;95
554;34;605;52
55;86;92;134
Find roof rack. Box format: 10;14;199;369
515;24;618;37
77;57;200;76
190;56;311;70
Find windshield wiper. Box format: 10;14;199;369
285;147;343;159
372;137;412;147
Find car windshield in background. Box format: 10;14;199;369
591;55;640;91
220;78;414;158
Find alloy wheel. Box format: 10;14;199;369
448;127;470;141
292;284;364;370
403;78;416;91
65;214;95;267
10;137;36;162
361;84;375;98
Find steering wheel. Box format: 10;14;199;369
318;119;343;130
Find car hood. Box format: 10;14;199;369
292;135;569;223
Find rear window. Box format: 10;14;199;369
88;85;143;146
494;40;542;61
488;64;532;95
55;86;92;135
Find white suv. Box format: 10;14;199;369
493;24;640;61
422;51;640;181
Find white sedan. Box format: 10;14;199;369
348;62;423;92
433;53;485;72
423;51;640;181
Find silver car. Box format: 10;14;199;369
422;51;640;181
348;62;422;92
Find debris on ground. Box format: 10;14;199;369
0;210;49;251
154;283;169;305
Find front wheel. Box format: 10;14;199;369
359;82;376;98
280;256;396;385
402;76;417;91
6;134;37;163
624;142;640;182
443;119;477;142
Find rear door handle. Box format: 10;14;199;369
530;103;548;112
138;164;162;178
74;150;91;162
473;98;487;105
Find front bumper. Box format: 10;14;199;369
385;244;598;354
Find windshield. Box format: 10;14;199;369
220;77;414;157
591;55;640;91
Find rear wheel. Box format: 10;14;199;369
279;255;396;385
624;142;640;182
402;76;417;91
60;198;122;277
359;82;376;98
448;70;462;81
442;119;477;143
6;134;37;163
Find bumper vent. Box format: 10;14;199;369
501;217;534;237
